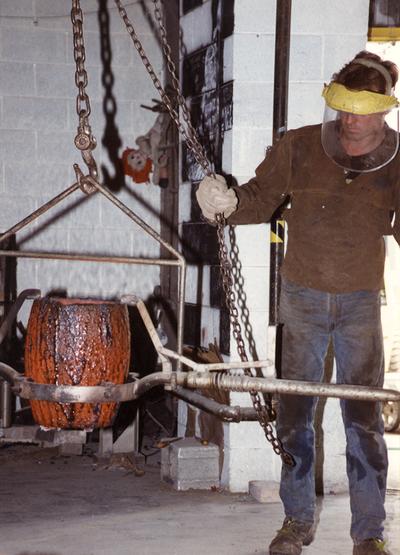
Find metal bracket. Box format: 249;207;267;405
0;289;41;346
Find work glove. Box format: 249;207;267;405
196;174;238;222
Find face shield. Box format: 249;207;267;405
321;82;399;172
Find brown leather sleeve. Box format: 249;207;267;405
227;131;293;225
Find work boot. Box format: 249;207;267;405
269;517;315;555
353;538;392;554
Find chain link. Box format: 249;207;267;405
114;0;294;466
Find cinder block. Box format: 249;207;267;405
0;130;36;163
249;480;280;503
232;128;273;177
234;0;276;33
108;35;135;67
292;0;368;35
3;97;68;131
99;264;160;301
0;62;35;96
69;228;131;257
35;0;99;31
289;36;323;82
37;131;78;164
5;162;72;196
233;34;274;82
36;63;100;100
323;35;369;83
161;437;220;491
0;195;36;229
19;228;69;253
1;27;66;64
0;0;34;22
234;82;274;129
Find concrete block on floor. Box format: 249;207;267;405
249;480;280;503
0;425;87;450
98;427;113;457
161;437;220;491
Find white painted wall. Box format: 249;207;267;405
0;0;163;324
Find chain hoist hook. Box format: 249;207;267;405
73;163;97;195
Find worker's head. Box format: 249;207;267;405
321;51;399;172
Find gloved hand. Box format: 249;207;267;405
196;174;238;222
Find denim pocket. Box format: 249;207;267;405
279;278;328;327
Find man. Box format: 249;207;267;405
196;51;399;555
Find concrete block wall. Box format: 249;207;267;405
0;1;164;324
179;0;370;492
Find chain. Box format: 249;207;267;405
71;0;98;188
113;0;211;176
216;216;294;465
114;0;294;466
71;1;90;120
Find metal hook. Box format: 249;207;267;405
73;163;97;195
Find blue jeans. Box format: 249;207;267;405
277;278;388;542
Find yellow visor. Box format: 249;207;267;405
322;82;399;115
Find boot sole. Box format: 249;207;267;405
269;538;314;554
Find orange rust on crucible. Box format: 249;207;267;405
24;297;131;430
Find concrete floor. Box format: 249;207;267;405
0;440;399;555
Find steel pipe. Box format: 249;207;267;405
0;250;182;267
269;0;292;326
0;363;171;403
0;363;21;385
159;347;274;373
171;386;259;422
184;373;400;403
1;363;400;405
0;379;12;428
